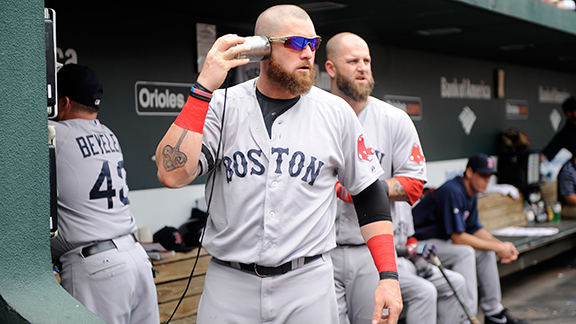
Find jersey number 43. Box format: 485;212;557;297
90;161;130;209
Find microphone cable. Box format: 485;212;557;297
164;75;230;324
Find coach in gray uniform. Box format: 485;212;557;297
49;64;159;324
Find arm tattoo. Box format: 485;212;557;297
386;179;409;202
162;130;188;172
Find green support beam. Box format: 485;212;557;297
0;1;105;322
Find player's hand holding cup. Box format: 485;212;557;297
197;34;251;92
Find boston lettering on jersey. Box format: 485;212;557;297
222;147;325;185
374;149;385;165
76;133;121;158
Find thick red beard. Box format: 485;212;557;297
267;55;316;96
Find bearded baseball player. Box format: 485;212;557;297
412;154;529;324
326;32;469;324
49;64;159;324
155;5;402;324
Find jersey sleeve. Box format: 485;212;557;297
48;120;71;155
435;188;468;237
411;193;440;240
465;198;482;234
389;110;427;182
338;107;384;196
198;91;224;176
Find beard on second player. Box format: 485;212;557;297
325;33;375;115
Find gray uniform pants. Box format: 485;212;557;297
420;239;505;317
59;234;159;324
398;258;469;324
197;254;337;324
332;245;468;324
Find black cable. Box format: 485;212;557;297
165;76;229;323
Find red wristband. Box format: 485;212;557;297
174;95;210;134
366;234;398;280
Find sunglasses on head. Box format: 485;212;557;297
268;36;322;52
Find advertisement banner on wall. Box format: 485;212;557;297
505;99;529;120
135;81;193;116
383;95;423;120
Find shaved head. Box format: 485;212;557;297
254;4;318;98
326;32;367;61
255;4;312;36
326;32;374;104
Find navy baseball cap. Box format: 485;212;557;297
57;64;103;109
153;226;193;252
466;153;499;175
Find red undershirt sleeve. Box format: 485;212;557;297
395;176;425;205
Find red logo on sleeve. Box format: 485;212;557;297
357;134;375;161
409;142;426;166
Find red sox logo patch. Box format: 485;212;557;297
173;231;184;244
487;157;494;169
357;134;375;161
409;142;426;166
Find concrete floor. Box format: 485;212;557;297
497;248;576;324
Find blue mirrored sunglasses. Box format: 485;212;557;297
268;36;322;51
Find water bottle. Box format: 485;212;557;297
552;202;562;223
524;201;535;223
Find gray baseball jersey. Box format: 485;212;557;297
332;98;469;324
198;79;384;266
335;97;427;246
49;118;158;324
49;119;137;258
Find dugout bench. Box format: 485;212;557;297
478;181;576;278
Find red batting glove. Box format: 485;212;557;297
335;180;353;203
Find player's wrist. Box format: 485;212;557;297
367;234;398;281
174;84;212;134
379;271;399;281
194;81;213;95
195;75;219;93
190;83;213;102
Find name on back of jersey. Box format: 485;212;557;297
75;133;121;158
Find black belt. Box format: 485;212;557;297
81;234;137;258
337;243;366;247
213;254;322;277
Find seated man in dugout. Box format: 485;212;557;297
557;149;576;217
412;154;529;324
